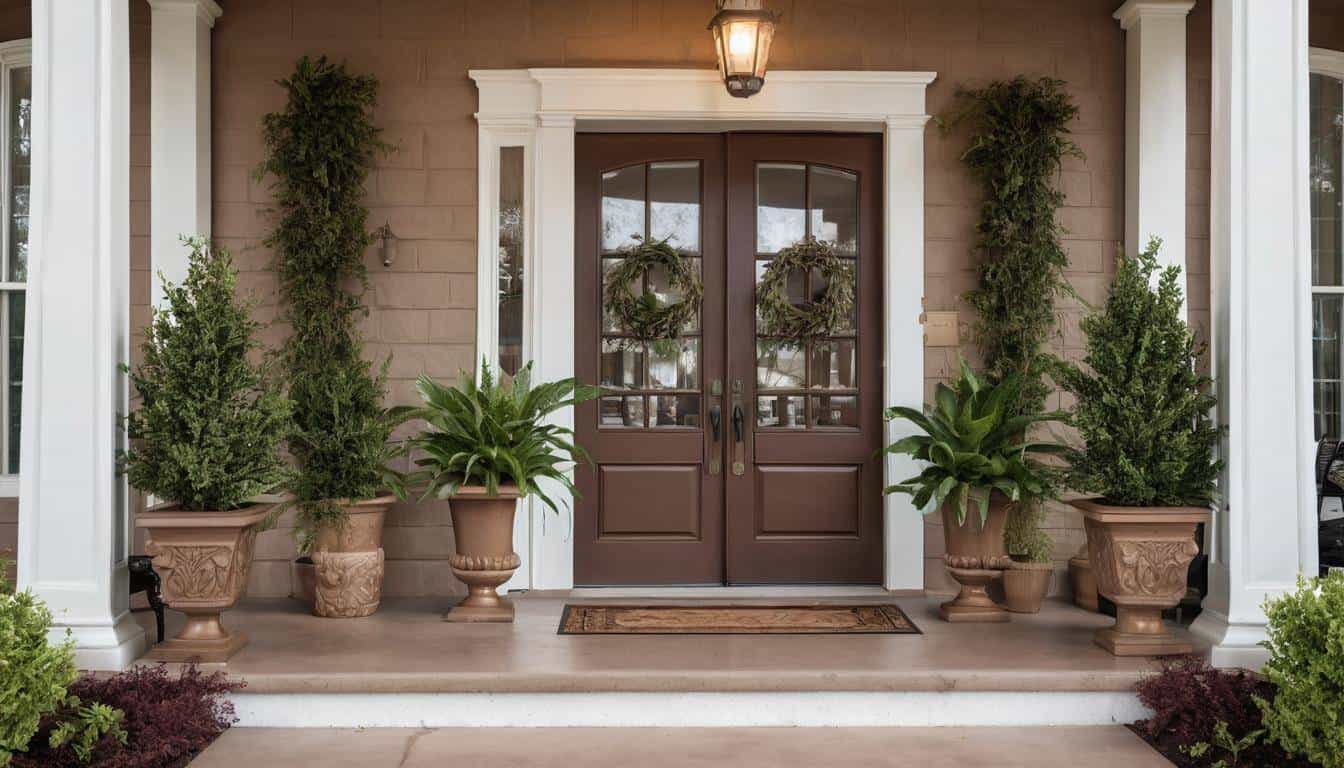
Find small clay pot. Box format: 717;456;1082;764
1001;561;1053;613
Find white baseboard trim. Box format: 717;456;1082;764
1190;609;1270;670
229;691;1149;728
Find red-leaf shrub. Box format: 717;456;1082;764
1133;656;1320;767
13;665;243;768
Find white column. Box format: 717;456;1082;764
884;117;929;591
529;113;577;590
18;0;146;669
148;0;220;306
1115;0;1194;277
1192;0;1315;669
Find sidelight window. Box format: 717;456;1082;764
0;41;29;492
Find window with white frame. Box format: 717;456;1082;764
0;40;29;488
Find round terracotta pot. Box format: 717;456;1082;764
1002;561;1053;613
938;492;1012;623
445;484;522;623
137;502;272;662
310;496;394;619
1072;498;1209;656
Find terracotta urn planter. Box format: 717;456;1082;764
1069;543;1100;612
138;502;271;662
1072;498;1210;656
939;492;1013;623
1001;561;1053;613
310;496;395;618
445;484;522;623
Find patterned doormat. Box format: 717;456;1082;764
558;603;920;635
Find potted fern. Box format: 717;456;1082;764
124;237;291;661
1058;237;1220;656
411;361;598;622
884;362;1064;622
258;57;411;618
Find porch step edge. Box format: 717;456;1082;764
228;690;1150;728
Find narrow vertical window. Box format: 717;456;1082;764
1312;71;1344;440
1;55;29;479
497;146;524;377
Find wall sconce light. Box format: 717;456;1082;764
707;0;780;99
377;222;395;267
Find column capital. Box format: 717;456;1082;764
146;0;222;27
1113;0;1194;31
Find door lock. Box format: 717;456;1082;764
731;402;746;476
708;404;722;475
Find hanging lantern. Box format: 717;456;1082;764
707;0;780;99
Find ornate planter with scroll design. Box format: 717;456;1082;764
138;503;271;662
1073;499;1209;656
939;492;1013;622
310;496;394;618
445;484;522;623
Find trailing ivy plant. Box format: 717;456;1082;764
1058;238;1221;507
943;76;1081;560
121;237;291;511
256;56;408;549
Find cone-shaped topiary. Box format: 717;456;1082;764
1059;237;1221;507
257;56;409;548
121;237;291;511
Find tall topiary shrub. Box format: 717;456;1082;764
121;237;291;511
945;76;1081;560
1059;238;1221;506
1258;571;1344;768
0;561;76;766
257;56;405;548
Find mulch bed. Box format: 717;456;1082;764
1126;723;1320;768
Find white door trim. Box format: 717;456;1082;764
470;68;936;591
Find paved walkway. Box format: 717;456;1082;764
192;726;1169;767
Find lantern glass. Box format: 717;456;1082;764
708;5;778;98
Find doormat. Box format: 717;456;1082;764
558;603;920;635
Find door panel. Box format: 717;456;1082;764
574;134;726;586
725;134;884;584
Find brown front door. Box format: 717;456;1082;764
574;133;883;586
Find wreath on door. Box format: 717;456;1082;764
602;236;703;342
756;237;855;344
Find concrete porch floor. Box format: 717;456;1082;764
190;726;1171;767
128;592;1195;694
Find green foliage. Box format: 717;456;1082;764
882;361;1066;526
602;236;703;343
1058;238;1221;507
121;237;291;511
1258;571;1344;768
0;561;76;767
1181;720;1266;768
257;56;403;537
1004;500;1053;563
755;237;855;345
411;360;600;513
47;699;127;765
945;76;1081;418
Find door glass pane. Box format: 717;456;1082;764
600;395;646;428
8;66;29;283
1315;294;1343;438
756;340;805;389
1312;74;1344;287
811;339;856;389
756;394;805;429
756;163;805;253
5;291;20;473
602;164;645;252
809;166;858;254
648;338;699;390
600;339;645;390
649;161;700;253
811;395;858;428
497;146;524;376
651;394;701;428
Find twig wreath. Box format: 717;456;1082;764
756;237;855;344
602;236;703;342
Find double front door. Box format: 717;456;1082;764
574;133;884;585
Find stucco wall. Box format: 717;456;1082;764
3;0;1226;599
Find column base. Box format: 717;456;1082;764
1190;609;1270;670
61;611;149;671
